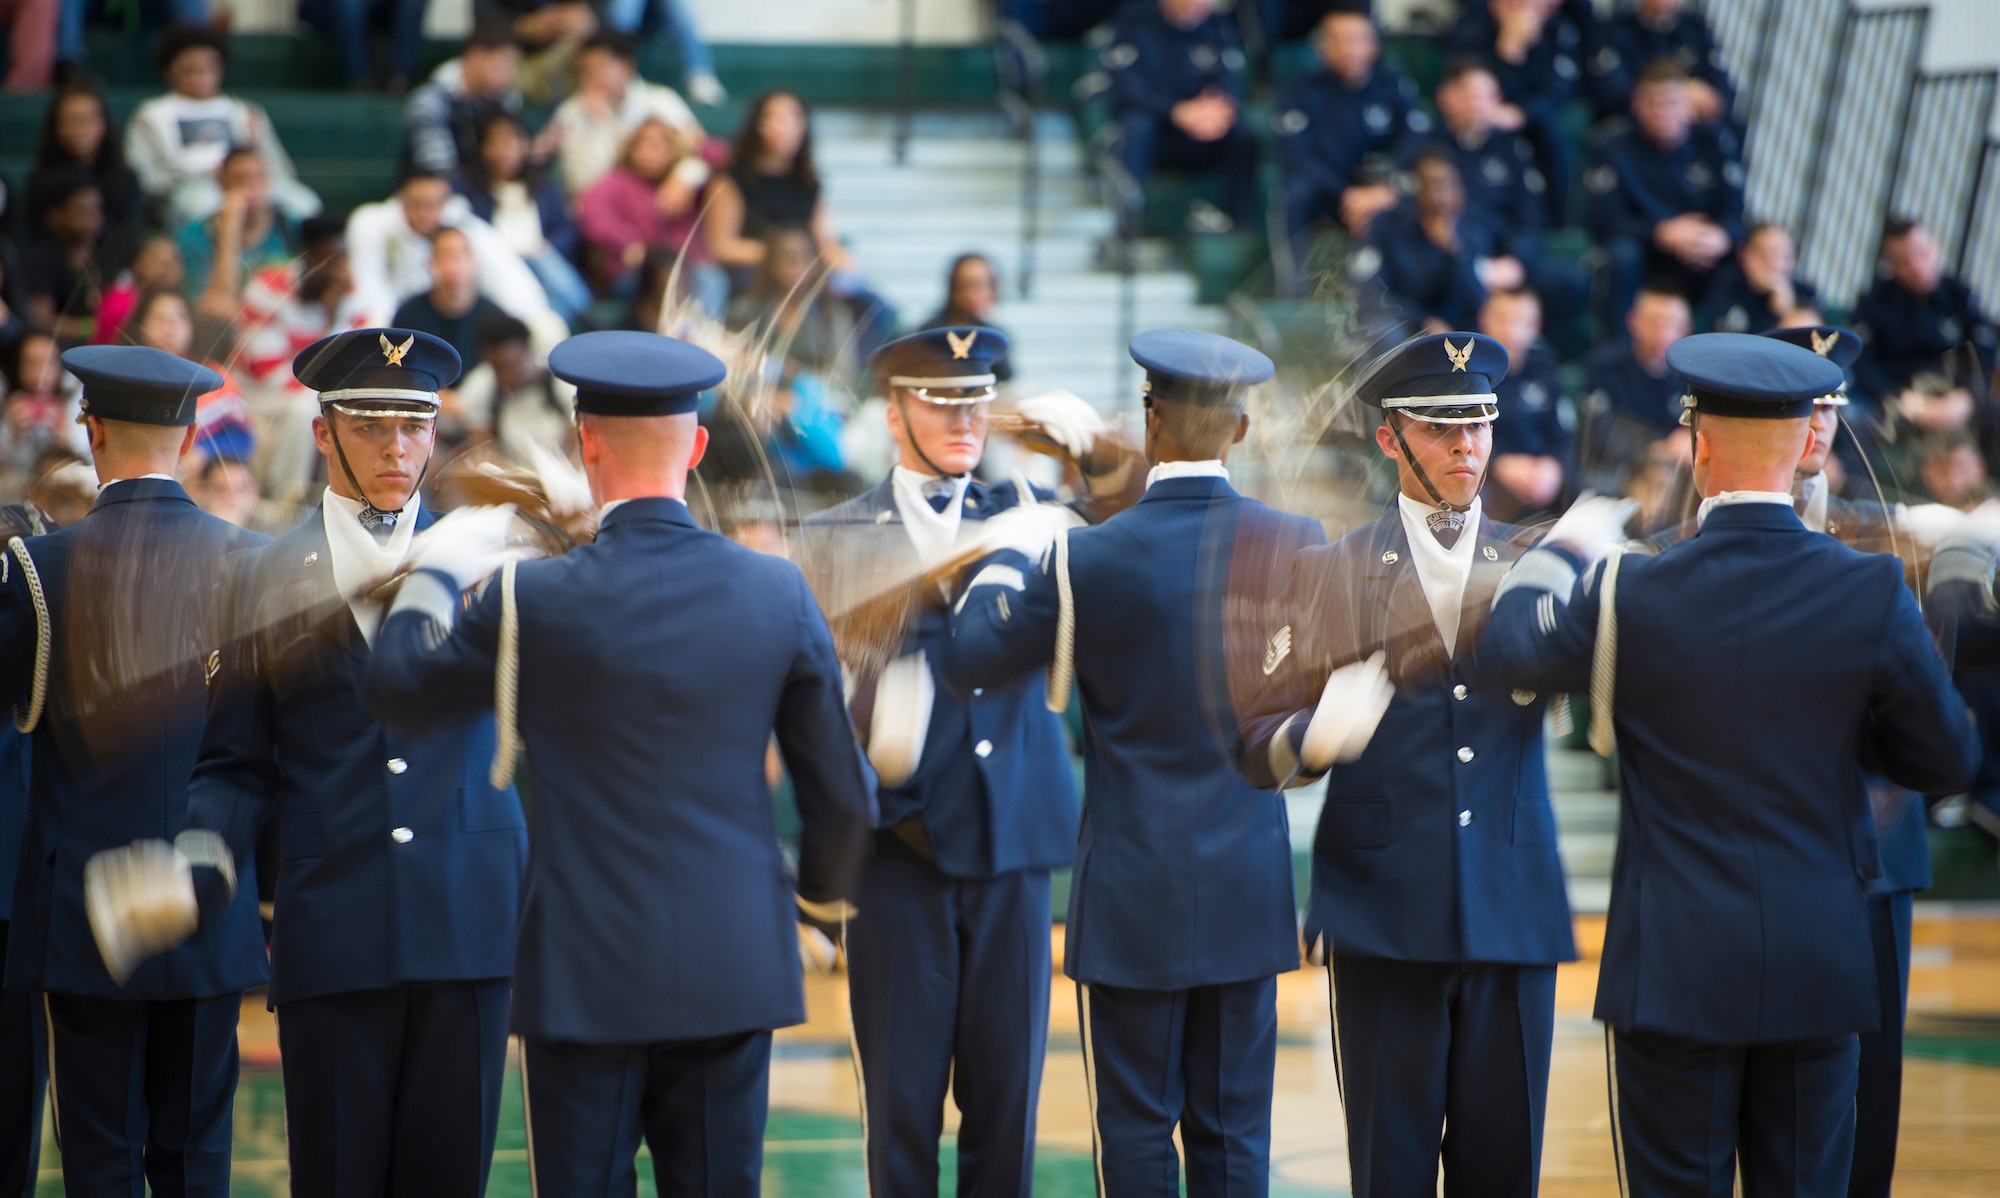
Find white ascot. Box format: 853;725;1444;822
323;488;421;645
1397;493;1481;657
1144;459;1230;490
891;465;969;567
1793;472;1828;534
1695;489;1792;528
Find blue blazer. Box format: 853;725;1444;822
185;508;526;1007
1469;502;1977;1043
1;479;269;999
806;477;1080;879
945;475;1324;990
1237;509;1576;968
365;498;874;1044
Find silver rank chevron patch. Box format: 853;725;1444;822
204;650;221;690
1264;625;1293;676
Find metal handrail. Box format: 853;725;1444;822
994;18;1048;300
1096;146;1144;396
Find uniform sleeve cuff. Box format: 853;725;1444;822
390;568;461;628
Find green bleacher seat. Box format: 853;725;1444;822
1188;230;1267;303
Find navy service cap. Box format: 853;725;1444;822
294;328;461;417
1129;329;1274;406
1759;325;1861;405
63;344;222;427
870;327;1009;405
1667;332;1845;424
1353;332;1509;424
549;330;728;416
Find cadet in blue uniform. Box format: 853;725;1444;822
802;329;1107;1198
1469;333;1978;1198
1703;223;1818;335
1585;0;1736;123
1587;60;1744;333
1851;218;2000;404
1354;154;1488;337
1275;8;1427;243
179;329;526;1197
1481;288;1573;521
1577;285;1692;494
945;331;1325;1198
1105;0;1258;229
365;330;873;1196
0;346;269;1195
0;502;45;1198
1444;0;1585;226
1237;333;1575;1198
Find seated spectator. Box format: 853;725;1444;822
22;172;114;345
577;117;725;315
919;253;1013;383
123;286;253;466
179;146;304;320
1587;59;1743;335
1405;57;1587;332
1479;286;1571;520
1852;217;1998;404
184;453;261;527
1275;6;1424;242
0;239;27;370
27;83;143;263
483;0;600;106
0;0;53;93
346;170;567;349
1351;154;1485;337
1;331;74;495
1004;0;1123;40
458;110;592;322
21;445;96;527
1586;0;1734;125
1446;0;1584;226
393;226;508;372
1102;0;1256;232
328;0;427;91
726;225;860;389
237;217;366;509
550;31;709;200
1578;284;1692;493
404;17;526;177
598;0;725;106
1916;429;1991;511
451;311;577;459
93;233;185;345
1704;222;1815;335
125;24;321;227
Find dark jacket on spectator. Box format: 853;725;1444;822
1851;273;1999;402
455;172;580;261
1586;9;1736;122
1585;119;1745;248
403;60;522;176
1354;203;1486;334
1104;0;1248;118
1275;64;1426;201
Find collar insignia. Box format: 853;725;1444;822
380;334;414;367
945;330;977;361
1445;339;1473;372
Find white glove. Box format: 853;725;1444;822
1299;651;1395;772
1898;502;1971;550
85;840;199;985
406;504;521;591
1543;495;1639;564
1950;498;2000;550
798;924;841;975
966;502;1081;565
521;441;593;518
868;652;935;788
1012;390;1108;458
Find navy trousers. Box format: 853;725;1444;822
520;1028;772;1198
1849;890;1913;1198
847;833;1053;1198
1078;976;1279;1198
42;990;241;1197
1116;110;1260;226
1609;1025;1860;1198
275;980;511;1198
1328;955;1557;1198
0;922;44;1198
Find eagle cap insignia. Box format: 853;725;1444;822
945;330;977;360
1810;329;1839;357
1445;339;1473;372
1263;626;1293;676
380;334;414;367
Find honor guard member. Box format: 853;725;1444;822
1468;333;1978;1198
944;331;1324;1198
365;330;874;1197
0;500;44;1198
1236;333;1575;1198
1104;0;1258;231
176;329;526;1197
1;346;269;1196
1274;6;1427;242
803;327;1104;1198
1586;60;1745;333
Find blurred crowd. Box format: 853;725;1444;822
0;0;1996;544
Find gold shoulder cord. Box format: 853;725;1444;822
490;558;521;789
8;538;49;734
